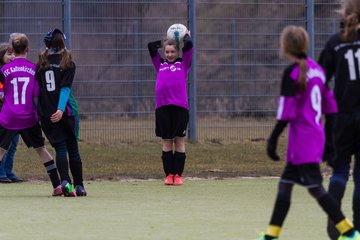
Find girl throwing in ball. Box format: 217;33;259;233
148;28;193;186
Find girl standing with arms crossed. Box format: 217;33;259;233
0;33;62;195
0;43;24;183
148;29;193;186
258;26;359;240
36;29;86;197
318;0;360;239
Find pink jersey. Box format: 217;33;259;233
152;48;193;110
277;58;338;165
0;58;39;130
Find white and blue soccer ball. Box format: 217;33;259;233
167;23;187;42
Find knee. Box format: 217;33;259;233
175;138;185;152
162;140;173;151
308;186;327;199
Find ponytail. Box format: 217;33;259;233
280;25;309;93
37;49;49;70
59;49;74;70
341;13;359;42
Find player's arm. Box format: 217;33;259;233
50;87;70;123
51;65;75;123
267;120;288;161
182;31;193;71
318;41;335;85
33;77;40;107
147;40;162;71
267;65;297;161
0;73;4;100
182;31;193;53
33;96;38;106
321;85;338;166
147;40;161;58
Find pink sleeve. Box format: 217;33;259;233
151;52;161;72
182;48;193;74
322;87;338;114
276;96;297;121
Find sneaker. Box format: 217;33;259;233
0;177;12;183
328;218;340;240
61;180;76;197
164;174;174;185
256;233;278;240
52;185;63;196
75;185;87;197
338;231;360;240
9;176;25;183
173;174;183;186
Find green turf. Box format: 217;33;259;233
0;179;353;240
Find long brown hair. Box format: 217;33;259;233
38;32;73;70
280;26;309;93
338;0;360;42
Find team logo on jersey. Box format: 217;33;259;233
170;65;176;72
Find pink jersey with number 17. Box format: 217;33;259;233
0;58;39;130
276;58;338;165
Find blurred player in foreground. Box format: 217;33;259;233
257;26;359;240
318;0;360;239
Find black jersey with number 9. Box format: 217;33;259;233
36;54;77;118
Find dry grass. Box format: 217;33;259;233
11;137;333;181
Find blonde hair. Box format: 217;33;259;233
162;39;180;52
338;0;360;42
9;33;29;55
280;25;309;93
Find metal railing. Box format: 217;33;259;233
0;0;341;143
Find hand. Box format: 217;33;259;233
50;110;64;123
323;113;336;167
267;138;280;161
323;143;335;167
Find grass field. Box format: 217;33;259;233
5;136;345;240
0;178;354;240
12;139;303;180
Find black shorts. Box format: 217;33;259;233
280;162;323;188
0;123;45;150
40;116;77;147
333;112;360;168
155;105;189;139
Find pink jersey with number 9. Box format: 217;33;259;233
276;57;338;165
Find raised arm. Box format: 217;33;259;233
182;31;193;72
147;40;162;71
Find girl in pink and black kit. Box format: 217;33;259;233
148;30;193;186
258;26;359;240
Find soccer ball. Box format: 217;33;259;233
167;23;187;42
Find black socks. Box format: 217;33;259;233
174;151;186;176
43;160;60;188
161;151;186;176
162;151;174;176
